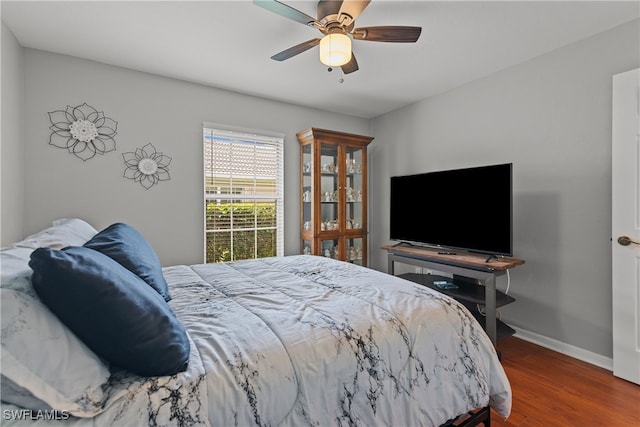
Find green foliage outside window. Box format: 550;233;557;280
205;202;277;263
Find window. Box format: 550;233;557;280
203;124;284;263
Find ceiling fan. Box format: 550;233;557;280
253;0;422;74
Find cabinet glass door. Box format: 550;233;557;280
345;146;364;231
320;143;339;232
302;143;312;232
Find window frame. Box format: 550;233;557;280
202;122;285;262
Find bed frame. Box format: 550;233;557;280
444;406;490;427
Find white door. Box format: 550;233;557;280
612;67;640;385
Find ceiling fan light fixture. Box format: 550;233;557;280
319;33;351;66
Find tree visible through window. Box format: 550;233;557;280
203;124;284;263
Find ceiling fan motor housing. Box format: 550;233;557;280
318;0;355;32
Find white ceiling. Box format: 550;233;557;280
2;1;639;118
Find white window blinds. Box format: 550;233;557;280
203;124;284;262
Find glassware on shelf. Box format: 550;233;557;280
321;220;338;231
321;162;335;173
346;158;361;174
322;191;339;202
303;191;311;202
322;243;338;259
348;247;362;261
346;187;362;202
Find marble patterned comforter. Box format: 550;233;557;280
2;255;511;427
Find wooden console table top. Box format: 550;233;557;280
381;244;525;271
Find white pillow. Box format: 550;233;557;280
10;218;99;250
0;219;111;417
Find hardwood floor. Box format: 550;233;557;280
490;336;640;426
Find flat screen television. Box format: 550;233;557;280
390;163;513;257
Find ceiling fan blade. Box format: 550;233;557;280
271;38;321;61
254;0;322;28
352;26;422;42
337;0;371;26
341;54;359;74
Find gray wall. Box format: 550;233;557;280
369;19;640;359
11;48;369;265
1;22;24;244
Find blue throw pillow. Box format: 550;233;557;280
29;246;190;377
84;222;171;301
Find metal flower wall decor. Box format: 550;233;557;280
122;143;172;190
48;103;118;161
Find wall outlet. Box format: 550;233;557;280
415;267;422;274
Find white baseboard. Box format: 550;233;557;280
512;327;613;371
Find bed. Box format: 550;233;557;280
0;219;511;426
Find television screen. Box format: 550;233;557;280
390;163;512;256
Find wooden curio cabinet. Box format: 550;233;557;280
297;128;374;267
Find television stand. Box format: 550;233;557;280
381;244;525;347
